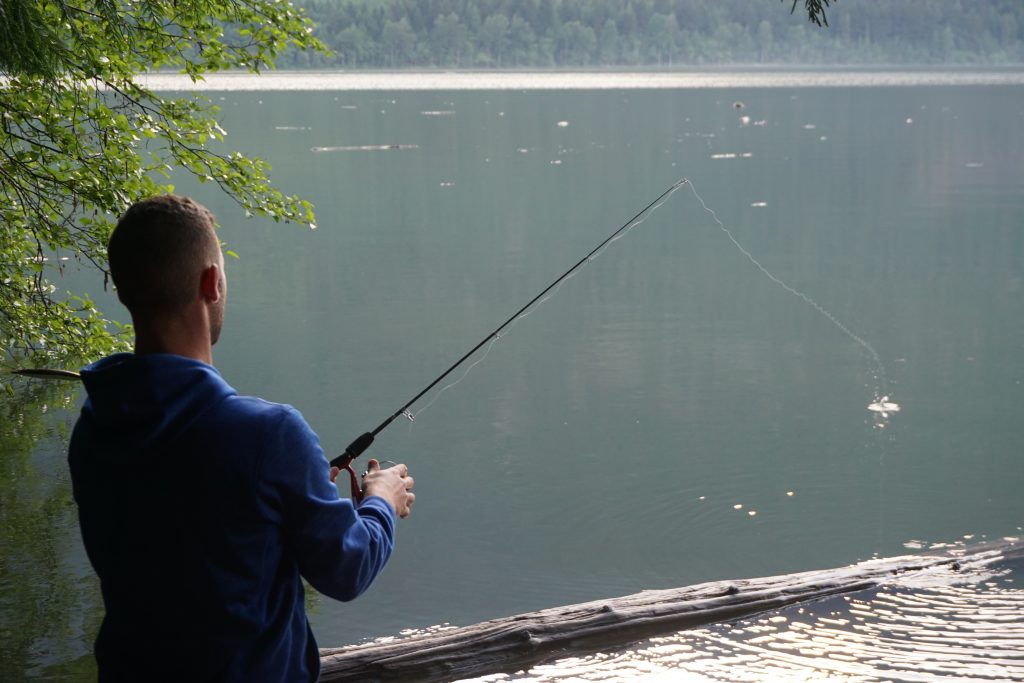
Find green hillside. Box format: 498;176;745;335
279;0;1024;68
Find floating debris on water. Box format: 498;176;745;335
311;144;419;152
966;162;984;168
275;126;311;131
905;118;914;124
517;147;529;154
550;159;562;165
867;396;901;418
711;152;753;160
750;201;768;208
556;120;569;127
340;105;357;110
803;123;817;129
739;115;751;125
421;110;455;116
733;101;745;109
733;504;743;510
439;181;455;187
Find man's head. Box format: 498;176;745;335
108;195;226;344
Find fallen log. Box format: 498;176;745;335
319;539;1022;682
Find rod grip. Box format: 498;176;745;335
330;431;374;469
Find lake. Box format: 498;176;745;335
4;70;1023;680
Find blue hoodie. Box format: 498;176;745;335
69;353;396;682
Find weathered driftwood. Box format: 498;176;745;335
319;539;1021;682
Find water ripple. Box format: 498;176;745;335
470;573;1024;682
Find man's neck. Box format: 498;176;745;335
132;315;213;365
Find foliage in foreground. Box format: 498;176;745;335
0;0;325;372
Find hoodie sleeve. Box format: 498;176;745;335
263;407;396;601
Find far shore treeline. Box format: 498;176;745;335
279;0;1024;69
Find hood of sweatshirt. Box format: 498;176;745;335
78;353;236;458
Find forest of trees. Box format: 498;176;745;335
279;0;1024;69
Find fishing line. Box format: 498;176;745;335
409;180;890;428
683;179;890;402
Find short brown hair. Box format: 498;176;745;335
108;195;219;316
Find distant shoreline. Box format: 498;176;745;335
136;67;1024;91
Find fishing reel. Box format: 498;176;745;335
331;431;373;502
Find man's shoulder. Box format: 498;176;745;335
211;394;318;444
209;396;326;477
217;394;307;427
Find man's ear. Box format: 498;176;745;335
199;264;222;303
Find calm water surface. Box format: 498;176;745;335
4;70;1023;680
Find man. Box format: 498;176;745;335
69;195;415;681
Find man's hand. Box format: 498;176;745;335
362;459;415;518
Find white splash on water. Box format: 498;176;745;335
867;396;901;418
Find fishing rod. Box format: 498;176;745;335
329;178;689;495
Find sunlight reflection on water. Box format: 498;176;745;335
462;571;1024;682
135;69;1024;92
